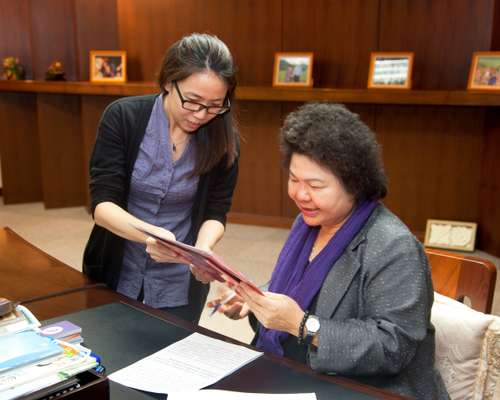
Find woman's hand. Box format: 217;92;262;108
207;284;250;320
144;227;187;264
189;244;217;284
237;283;304;336
190;264;216;284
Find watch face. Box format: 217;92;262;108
306;316;320;334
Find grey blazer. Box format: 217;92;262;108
308;205;449;399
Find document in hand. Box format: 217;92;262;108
135;225;263;294
108;332;263;393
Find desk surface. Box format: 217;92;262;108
0;227;91;302
1;228;406;399
25;287;407;400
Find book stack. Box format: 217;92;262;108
39;321;83;344
0;305;99;400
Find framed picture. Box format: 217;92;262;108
273;52;313;87
467;51;500;90
89;50;127;83
367;52;414;89
424;219;478;252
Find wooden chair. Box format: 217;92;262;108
426;248;497;314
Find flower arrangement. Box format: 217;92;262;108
1;56;26;80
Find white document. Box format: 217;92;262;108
168;390;317;400
108;332;262;393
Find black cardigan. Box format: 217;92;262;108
83;94;239;290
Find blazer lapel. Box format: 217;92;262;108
316;248;362;318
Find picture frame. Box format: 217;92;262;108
467;51;500;90
89;50;127;83
367;52;414;89
273;52;313;87
424;219;478;252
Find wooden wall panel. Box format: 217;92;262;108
74;0;119;81
0;0;500;255
492;0;500;49
29;0;77;80
0;0;32;78
81;95;118;208
37;94;85;208
0;93;42;203
231;101;283;217
376;106;484;232
379;0;495;89
479;109;500;255
283;0;379;88
116;0;282;85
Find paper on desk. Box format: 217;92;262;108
108;332;262;393
168;390;317;400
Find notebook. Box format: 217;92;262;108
0;331;63;372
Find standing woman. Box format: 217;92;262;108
83;33;239;324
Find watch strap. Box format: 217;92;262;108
297;310;309;345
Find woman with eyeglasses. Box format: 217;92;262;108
83;33;239;324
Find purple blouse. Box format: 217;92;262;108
117;94;199;308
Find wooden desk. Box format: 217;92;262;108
24;287;407;400
2;231;406;399
0;227;93;302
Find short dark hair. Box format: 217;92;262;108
280;103;387;202
157;33;239;174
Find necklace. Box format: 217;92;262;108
310;229;337;261
172;136;188;152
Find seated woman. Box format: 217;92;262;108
197;103;449;399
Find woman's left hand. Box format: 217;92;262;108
190;264;216;284
189;244;217;284
237;283;304;336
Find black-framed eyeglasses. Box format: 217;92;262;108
173;81;230;115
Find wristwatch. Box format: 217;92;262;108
304;315;320;345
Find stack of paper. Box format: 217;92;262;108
168;390;317;400
0;340;96;399
109;332;263;393
0;306;97;400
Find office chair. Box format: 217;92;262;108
426;248;497;314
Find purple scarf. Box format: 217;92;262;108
255;201;378;356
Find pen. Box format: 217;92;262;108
210;291;236;316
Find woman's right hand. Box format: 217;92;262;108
144;227;186;264
207;285;250;320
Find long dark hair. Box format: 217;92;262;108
158;33;239;175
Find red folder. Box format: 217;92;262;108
134;226;263;294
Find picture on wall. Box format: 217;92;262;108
273;52;313;87
468;51;500;90
89;50;127;83
424;219;477;252
367;52;414;89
